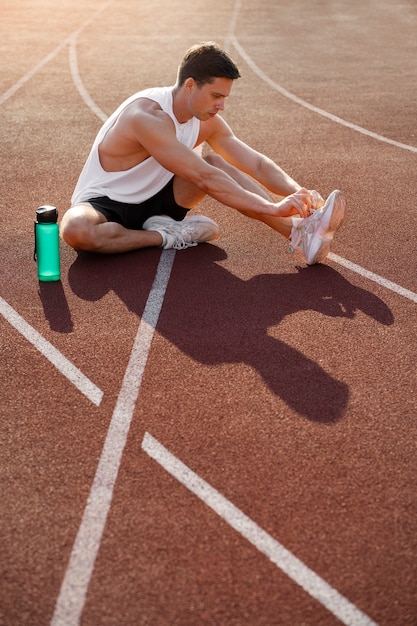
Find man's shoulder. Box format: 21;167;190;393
128;97;163;114
119;86;174;122
122;98;173;134
125;85;172;111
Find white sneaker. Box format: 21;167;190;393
142;214;219;250
289;190;346;265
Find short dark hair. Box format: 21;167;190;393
177;42;241;87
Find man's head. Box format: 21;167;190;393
177;42;241;87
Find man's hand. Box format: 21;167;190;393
273;188;323;218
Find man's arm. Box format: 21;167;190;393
131;103;312;218
206;116;303;197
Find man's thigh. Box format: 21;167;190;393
61;202;109;229
172;174;206;208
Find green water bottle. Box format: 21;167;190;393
34;205;60;282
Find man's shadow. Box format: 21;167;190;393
68;245;394;424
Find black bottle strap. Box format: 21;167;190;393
34;221;37;262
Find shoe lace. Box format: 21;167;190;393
172;232;198;250
289;209;321;253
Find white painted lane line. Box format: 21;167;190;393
0;296;103;407
225;0;242;50
231;35;417;154
50;250;176;626
69;34;108;123
0;1;112;107
142;432;379;626
329;254;417;304
0;39;70;107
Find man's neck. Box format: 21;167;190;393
172;84;192;124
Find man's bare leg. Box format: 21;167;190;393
204;154;294;238
207;157;345;265
60;203;163;253
61;172;214;254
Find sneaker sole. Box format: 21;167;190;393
307;190;346;265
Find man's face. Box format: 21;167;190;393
188;77;233;121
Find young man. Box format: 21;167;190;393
61;41;345;265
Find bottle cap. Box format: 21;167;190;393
36;205;58;223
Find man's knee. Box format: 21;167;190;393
203;153;226;168
60;209;98;251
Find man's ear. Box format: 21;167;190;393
185;77;195;92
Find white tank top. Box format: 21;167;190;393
71;86;200;205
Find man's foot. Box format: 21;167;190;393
142;214;219;250
289;190;346;265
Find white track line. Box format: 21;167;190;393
50;250;176;626
224;0;242;50
329;254;417;303
69;34;108;122
0;296;103;407
142;432;378;626
0;1;112;107
0;39;70;107
231;35;417;154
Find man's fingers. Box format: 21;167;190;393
291;190;311;217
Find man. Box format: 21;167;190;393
61;42;345;264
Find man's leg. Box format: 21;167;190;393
203;154;346;265
60;203;163;253
172;175;207;208
203;154;293;238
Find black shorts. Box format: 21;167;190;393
87;178;188;229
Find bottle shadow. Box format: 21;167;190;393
68;245;394;423
38;280;74;333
